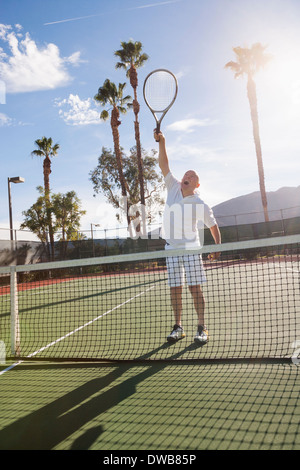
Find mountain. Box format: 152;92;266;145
212;186;300;226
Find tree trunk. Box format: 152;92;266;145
130;65;145;235
247;75;269;223
111;106;130;225
130;65;145;207
43;156;55;260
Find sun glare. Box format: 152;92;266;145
256;45;300;123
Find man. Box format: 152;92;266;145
155;130;221;345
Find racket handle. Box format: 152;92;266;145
155;123;160;142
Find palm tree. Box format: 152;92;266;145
31;136;59;259
225;43;272;222
94;79;132;224
115;40;149;208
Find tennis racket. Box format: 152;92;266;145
143;69;178;141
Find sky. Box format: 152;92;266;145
1;0;300;240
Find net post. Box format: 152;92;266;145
10;266;20;357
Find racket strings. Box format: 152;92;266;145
144;71;177;112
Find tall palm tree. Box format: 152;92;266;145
94;79;132;224
31;136;59;259
115;40;149;208
225;43;272;222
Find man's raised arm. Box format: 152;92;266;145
154;130;170;177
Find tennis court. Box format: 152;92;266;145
0;361;299;450
0;236;299;450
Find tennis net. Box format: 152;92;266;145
0;235;299;363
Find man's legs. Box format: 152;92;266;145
170;284;205;326
166;256;186;342
167;255;208;343
189;284;209;343
189;284;205;327
167;284;207;343
170;286;183;326
167;285;186;342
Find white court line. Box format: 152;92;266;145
286;267;300;275
0;285;155;376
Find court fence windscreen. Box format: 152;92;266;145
0;235;299;363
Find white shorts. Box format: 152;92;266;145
166;253;207;287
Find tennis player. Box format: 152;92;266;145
154;130;221;344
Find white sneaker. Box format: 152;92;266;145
194;326;209;344
167;325;186;343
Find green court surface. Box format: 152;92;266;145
0;360;299;450
0;253;299;362
0;240;299;450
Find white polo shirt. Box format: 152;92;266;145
162;171;217;249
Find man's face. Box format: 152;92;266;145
181;170;200;192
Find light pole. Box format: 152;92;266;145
8;176;25;243
91;223;100;257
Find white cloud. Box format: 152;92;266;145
167;141;225;163
64;51;86;67
0;111;31;127
0;23;82;93
0;24;12;40
166;118;217;133
0;112;13;126
55;94;100;126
